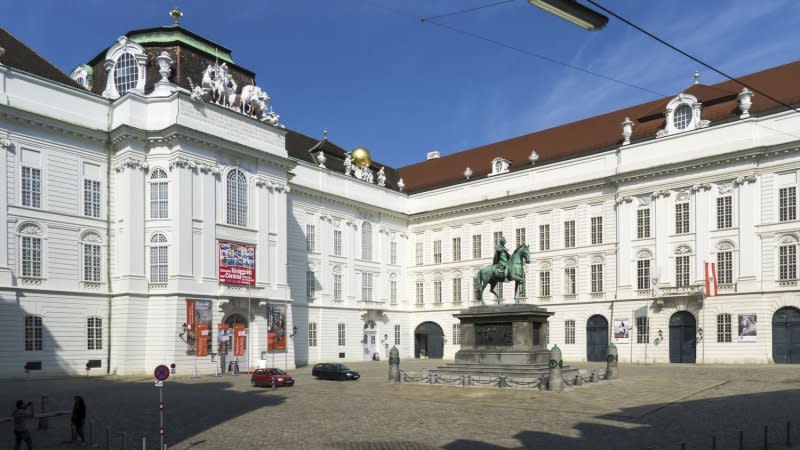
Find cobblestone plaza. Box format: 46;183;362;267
2;360;798;449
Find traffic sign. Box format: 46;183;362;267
154;364;170;382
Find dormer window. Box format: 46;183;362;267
101;36;147;99
69;64;93;90
488;157;511;177
658;93;709;137
673;104;692;130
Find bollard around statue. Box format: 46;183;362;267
388;346;401;382
547;344;564;391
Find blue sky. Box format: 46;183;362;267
3;0;799;167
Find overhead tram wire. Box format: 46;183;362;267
420;0;516;22
586;0;800;116
361;0;666;98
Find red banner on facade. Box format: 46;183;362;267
196;322;210;356
267;304;287;352
218;241;256;286
234;323;247;356
186;301;196;333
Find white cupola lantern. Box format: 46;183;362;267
738;88;754;119
397;178;405;192
621;117;634;145
464;167;473;180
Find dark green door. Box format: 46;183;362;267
669;312;696;363
414;322;444;359
773;307;800;364
586;315;608;362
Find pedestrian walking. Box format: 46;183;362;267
71;395;86;445
12;400;34;450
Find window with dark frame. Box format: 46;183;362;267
716;314;732;343
717;251;733;284
779;244;797;280
636;316;649;344
308;322;317;347
565;320;575;344
87;317;102;350
25;315;42;351
675;202;690;234
591;216;603;245
564;221;575;248
472;235;482;259
452;237;461;262
637;259;651;290
717;196;733;229
637;208;651;239
539;224;550;251
591;263;603;293
539;271;550;297
676;255;690;287
779;186;796;222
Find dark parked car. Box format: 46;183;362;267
251;368;295;388
312;363;360;380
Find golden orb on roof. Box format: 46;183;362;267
351;147;372;168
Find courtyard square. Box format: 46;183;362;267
2;360;798;449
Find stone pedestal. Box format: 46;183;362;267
454;304;553;365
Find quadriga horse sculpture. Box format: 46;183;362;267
475;244;530;304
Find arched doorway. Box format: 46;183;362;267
586;315;608;362
669;311;696;363
414;322;444;359
773;307;800;364
363;320;377;361
222;314;248;372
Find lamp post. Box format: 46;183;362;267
528;0;608;31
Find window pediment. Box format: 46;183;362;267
488;157;511;177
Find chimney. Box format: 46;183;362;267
426;151;440;160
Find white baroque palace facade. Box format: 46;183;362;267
0;22;799;377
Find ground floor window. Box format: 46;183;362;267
25;315;42;351
452;323;461;345
337;323;346;346
87;317;102;350
716;313;732;343
394;324;400;345
636;316;649;343
309;322;317;347
564;320;575;344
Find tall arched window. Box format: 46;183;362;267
150;169;168;219
226;170;247;227
114;52;138;96
150;233;168;284
361;222;372;260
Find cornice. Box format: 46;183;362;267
290;185;409;224
0;103;107;144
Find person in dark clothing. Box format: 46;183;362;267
71;396;86;444
12;400;34;450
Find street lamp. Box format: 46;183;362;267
528;0;608;31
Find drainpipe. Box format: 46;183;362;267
105;104;113;374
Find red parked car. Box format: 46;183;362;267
251;368;295;388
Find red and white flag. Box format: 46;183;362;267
704;262;718;297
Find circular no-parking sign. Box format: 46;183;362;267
154;364;170;381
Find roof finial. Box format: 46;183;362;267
693;71;699;85
170;7;183;25
323;129;328;140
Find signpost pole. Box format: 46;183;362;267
159;385;164;450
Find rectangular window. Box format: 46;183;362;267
779;186;796;222
591;263;603;293
675;255;690;287
515;227;526;247
150;178;168;219
21;166;41;208
591;216;603;245
84;179;101;217
452;237;461;262
779;245;797;280
390;240;397;264
539;271;550;297
390;280;397;305
394;324;400;345
150;246;168;283
637;208;651;239
308;322;317;347
333;230;342;256
452;323;461;345
716;314;731;343
361;272;373;302
564;221;575;248
717;251;733;285
306;224;315;252
564;320;575;345
636;316;650;344
433;280;442;304
83;244;101;282
87;317;102;350
472;235;482;259
415;242;423;266
473;276;479;301
717;196;733;229
337;323;346;346
416;281;424;305
433;240;442;264
493;231;504;247
21;236;42;278
452;277;462;304
306;271;315;298
564;267;576;295
539;224;550;251
675;202;690;234
24;315;43;351
637;259;651;290
333;273;342;301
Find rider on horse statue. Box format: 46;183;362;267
493;236;511;282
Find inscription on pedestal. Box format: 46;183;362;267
475;323;513;346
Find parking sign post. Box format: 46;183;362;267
153;364;170;450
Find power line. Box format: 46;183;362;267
586;0;800;115
420;0;515;22
362;0;666;98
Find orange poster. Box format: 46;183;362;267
196;322;209;356
233;323;246;356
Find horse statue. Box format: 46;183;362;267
475;243;530;304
